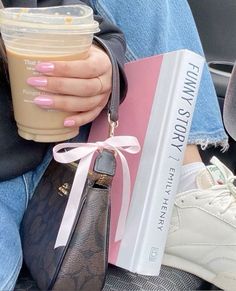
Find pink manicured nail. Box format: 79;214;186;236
27;77;47;87
33;96;53;107
35;62;55;73
64;120;76;127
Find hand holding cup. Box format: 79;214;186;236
0;5;100;142
29;44;112;128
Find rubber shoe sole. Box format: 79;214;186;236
163;253;236;291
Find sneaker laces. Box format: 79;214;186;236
208;176;236;213
197;157;236;214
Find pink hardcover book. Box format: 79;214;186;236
89;49;204;275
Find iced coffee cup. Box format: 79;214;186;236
0;5;99;142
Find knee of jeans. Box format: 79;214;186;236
0;179;28;228
23;148;53;202
0;208;23;291
1;253;22;291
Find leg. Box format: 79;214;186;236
183;145;202;164
0;143;55;290
94;0;228;149
0;176;27;291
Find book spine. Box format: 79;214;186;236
116;50;204;275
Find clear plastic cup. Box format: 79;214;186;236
0;5;99;142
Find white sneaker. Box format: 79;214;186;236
163;157;236;291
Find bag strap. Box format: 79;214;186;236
94;36;120;136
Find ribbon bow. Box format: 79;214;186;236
53;135;141;248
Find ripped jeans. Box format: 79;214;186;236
91;0;228;149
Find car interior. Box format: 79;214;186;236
15;1;236;290
188;0;236;173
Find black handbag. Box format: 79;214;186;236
21;44;122;291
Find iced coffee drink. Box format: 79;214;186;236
0;5;99;142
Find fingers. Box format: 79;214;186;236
33;93;109;113
27;73;111;96
27;45;112;97
33;91;110;128
26;44;112;128
35;45;111;78
64;104;106;128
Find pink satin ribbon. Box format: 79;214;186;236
53;136;141;248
